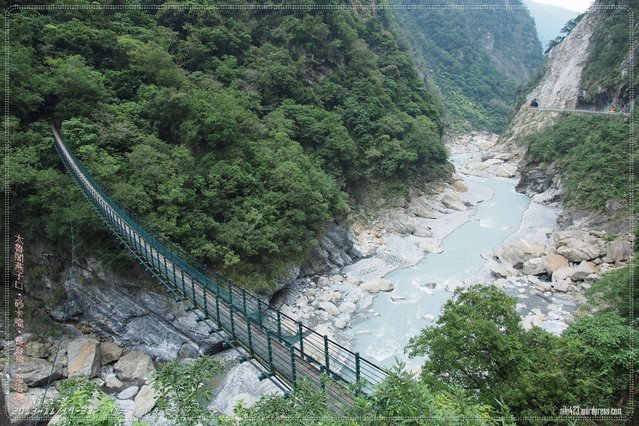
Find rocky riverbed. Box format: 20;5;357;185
275;131;633;363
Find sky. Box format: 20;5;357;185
528;0;594;12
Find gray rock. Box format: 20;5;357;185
7;356;62;389
225;393;257;417
554;230;605;262
100;341;123;366
551;279;571;293
603;240;632;263
552;267;574;283
359;279;395;293
571;261;595;282
334;315;349;329
60;274;224;361
25;341;49;359
318;301;339;316
541;320;569;335
495;240;545;267
441;193;467;211
126;384;157;418
118;385;139;400
209;358;281;415
299;222;360;277
67;337;101;378
340;302;357;314
522;257;547;275
105;374;123;389
413;225;433;238
545;253;569;274
490;263;517;279
114;351;156;382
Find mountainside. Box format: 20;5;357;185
393;0;543;133
504;0;637;227
523;0;580;51
5;1;449;289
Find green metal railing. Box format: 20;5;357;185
52;124;387;401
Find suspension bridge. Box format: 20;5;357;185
52;124;387;406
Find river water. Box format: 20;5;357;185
348;175;532;370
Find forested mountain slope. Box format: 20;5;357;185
4;1;449;289
393;0;543;133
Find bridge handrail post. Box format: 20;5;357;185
216;293;221;326
324;335;330;375
242;289;247;316
257;299;263;325
277;310;282;338
202;284;208;318
247;320;253;356
267;332;274;374
355;352;361;394
230;305;236;339
191;276;197;309
181;270;186;296
172;263;177;290
298;321;304;358
228;280;233;306
290;345;296;385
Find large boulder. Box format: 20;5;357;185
554;231;605;262
490;263;517;279
522;257;547;275
495;240;545;268
441;193;467;211
100;341;123;366
571;261;596;282
359;279;395;293
318;301;339;316
603;240;632;263
126;384;157;419
67;337;101;378
114;351;156;382
545;253;569;274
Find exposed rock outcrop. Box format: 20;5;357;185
299;222;362;277
53;271;225;361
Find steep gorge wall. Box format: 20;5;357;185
503;9;600;146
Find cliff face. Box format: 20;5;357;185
503;4;635;234
503;10;600;145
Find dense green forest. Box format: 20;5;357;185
524;114;634;211
579;0;638;108
393;0;543;133
4;1;450;289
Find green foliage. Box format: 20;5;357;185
580;1;638;107
153;356;225;426
523;114;633;211
7;1;449;290
392;0;543;133
406;286;526;397
221;371;507;425
48;378;122;426
585;264;638;326
407;283;637;419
